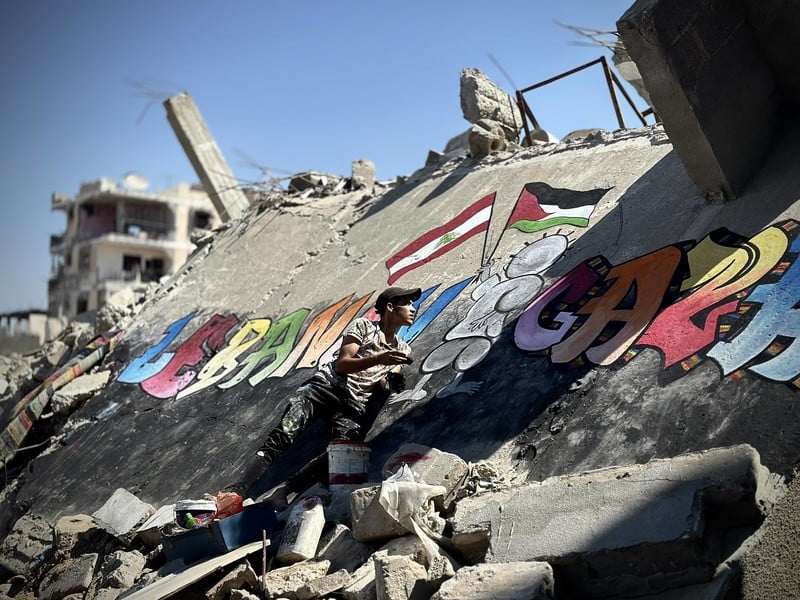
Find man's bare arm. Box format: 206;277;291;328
335;335;409;375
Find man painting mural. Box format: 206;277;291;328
215;286;420;516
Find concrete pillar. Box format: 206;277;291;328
163;93;250;221
617;0;780;202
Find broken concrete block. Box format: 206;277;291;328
431;562;554;600
296;568;352;600
382;444;469;513
351;159;375;191
351;486;407;542
450;445;782;597
205;560;259;600
374;554;430;600
341;535;428;600
443;129;471;154
263;559;330;599
51;371;111;414
342;561;377;600
0;513;53;576
135;504;176;547
54;514;110;561
94;549;146;589
92;488;155;544
289;171;335;193
317;524;376;573
460;67;522;141
37;553;98;600
468;119;507;156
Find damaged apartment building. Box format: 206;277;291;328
47;176;221;320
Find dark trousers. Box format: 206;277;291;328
225;374;379;497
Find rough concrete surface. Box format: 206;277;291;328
739;470;800;598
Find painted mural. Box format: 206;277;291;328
117;180;800;401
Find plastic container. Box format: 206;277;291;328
162;501;278;563
327;441;371;486
276;496;325;564
174;499;216;529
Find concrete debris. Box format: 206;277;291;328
289;171;339;193
205;560;259;600
263;559;331;599
374;554;430;600
351;159;376;191
468;118;509;156
450;444;784;597
50;370;110;415
0;513;53;576
37;552;97;600
460;67;522;143
431;561;554;600
296;568;351;600
0;444;792;599
91;489;155;545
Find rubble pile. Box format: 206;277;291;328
0;442;787;599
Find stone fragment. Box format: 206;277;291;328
94;549;146;589
342;561;377;600
92;488;155;544
374;554;429;600
205;560;259;600
51;371;111;414
468;119;507;156
351;486;407;542
37;553;98;600
382;444;469;512
262;560;330;599
135;504;176;547
289;171;336;193
351;159;375;191
54;514;111;561
460;67;522;141
0;513;53;576
431;561;554;600
342;536;428;600
296;568;351;600
317;524;376;573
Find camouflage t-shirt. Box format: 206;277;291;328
319;318;411;411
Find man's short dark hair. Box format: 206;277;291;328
375;286;422;315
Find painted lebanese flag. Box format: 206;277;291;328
385;192;495;284
505;182;606;233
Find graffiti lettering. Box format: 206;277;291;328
117;313;195;383
140;314;239;399
638;226;788;367
176;318;272;399
707;235;800;381
551;247;682;365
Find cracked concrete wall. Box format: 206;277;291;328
14;123;800;525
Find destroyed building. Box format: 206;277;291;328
1;0;800;598
48;177;221;320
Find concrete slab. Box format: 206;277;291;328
450;445;782;597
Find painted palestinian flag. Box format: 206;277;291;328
386;192;495;284
505;182;610;233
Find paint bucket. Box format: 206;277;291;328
327;440;371;486
174;499;216;529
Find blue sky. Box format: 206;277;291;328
0;0;642;314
